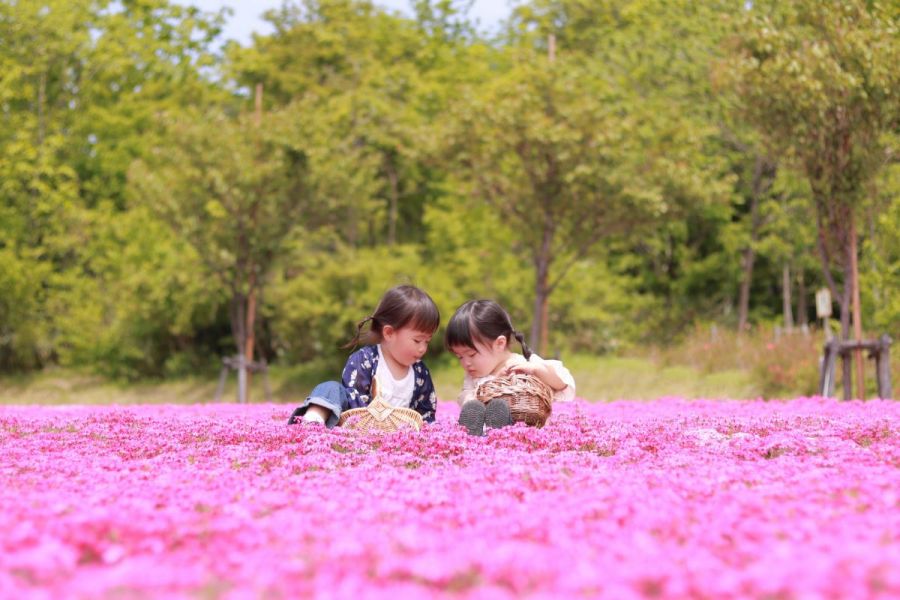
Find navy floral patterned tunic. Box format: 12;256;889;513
341;345;437;423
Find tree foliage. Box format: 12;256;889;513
721;0;900;335
1;0;897;379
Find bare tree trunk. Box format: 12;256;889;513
37;71;46;147
244;275;257;402
782;263;794;331
243;83;264;401
835;233;852;399
230;293;247;404
849;215;864;399
540;296;549;357
531;225;553;355
386;158;399;246
738;157;766;333
531;262;550;357
737;247;755;333
795;270;807;328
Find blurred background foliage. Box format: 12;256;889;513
0;0;897;399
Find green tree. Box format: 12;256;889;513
863;162;900;336
0;0;229;373
129;109;318;397
444;53;664;353
226;0;492;248
724;0;900;396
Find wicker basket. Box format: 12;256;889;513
337;377;423;432
475;373;553;428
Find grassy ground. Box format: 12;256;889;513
0;353;762;405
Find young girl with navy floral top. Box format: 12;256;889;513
288;285;440;428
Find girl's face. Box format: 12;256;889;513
381;326;433;368
450;336;509;379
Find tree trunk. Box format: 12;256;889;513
37;71;46;147
782;263;794;331
737;156;767;333
540;296;549;358
531;262;550;357
530;225;553;355
737;247;755;332
244;275;257;402
244;83;263;402
386;158;399;246
795;270;807;328
230;293;247;404
849;214;864;399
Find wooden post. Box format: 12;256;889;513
214;364;228;402
876;334;892;399
842;354;853;401
820;337;893;401
819;341;838;398
237;354;247;404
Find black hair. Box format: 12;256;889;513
444;299;532;359
345;285;440;348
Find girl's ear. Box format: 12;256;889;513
382;325;395;341
493;335;508;352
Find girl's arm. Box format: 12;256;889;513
504;355;576;401
458;372;477;405
341;348;375;409
411;362;437;423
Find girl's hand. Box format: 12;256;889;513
502;361;541;377
502;357;567;392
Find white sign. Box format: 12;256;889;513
815;288;832;318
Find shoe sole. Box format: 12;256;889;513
287;407;304;425
485;398;512;429
458;401;486;436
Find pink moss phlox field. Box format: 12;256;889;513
2;398;899;599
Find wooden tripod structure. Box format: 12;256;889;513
819;334;893;400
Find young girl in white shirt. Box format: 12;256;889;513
445;299;575;436
288;285;439;427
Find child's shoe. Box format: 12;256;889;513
458;400;486;436
287;407;304;425
484;398;512;430
288;407;326;425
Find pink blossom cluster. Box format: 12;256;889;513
1;398;899;599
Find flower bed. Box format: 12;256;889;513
1;398;898;598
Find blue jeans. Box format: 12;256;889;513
288;381;349;428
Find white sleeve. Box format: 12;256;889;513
544;359;576;402
457;372;477;405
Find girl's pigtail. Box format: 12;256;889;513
344;316;374;349
513;331;533;360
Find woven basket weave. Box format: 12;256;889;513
337;377;423;432
475;373;553;427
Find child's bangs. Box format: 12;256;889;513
445;314;492;351
403;297;440;334
444;313;475;350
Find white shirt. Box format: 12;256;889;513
457;352;576;405
374;345;416;408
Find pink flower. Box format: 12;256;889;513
0;399;898;598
